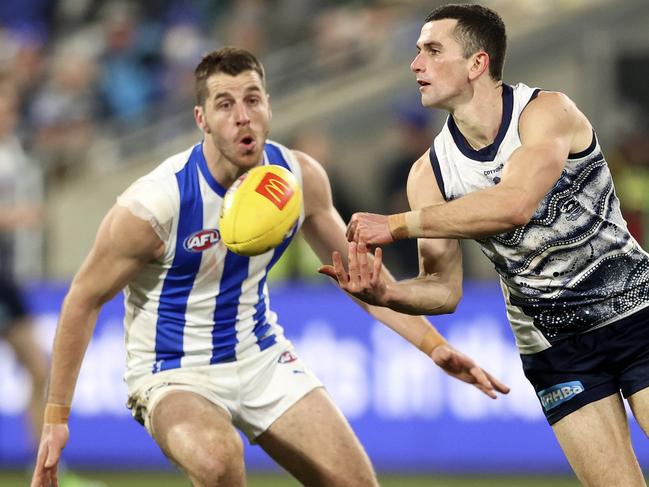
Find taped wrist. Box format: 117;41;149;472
44;403;71;424
388;211;422;240
418;328;446;356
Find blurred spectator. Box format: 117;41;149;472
161;20;208;104
0;76;106;487
97;1;163;123
0;80;48;475
220;0;268;57
0;26;47;113
28;43;99;183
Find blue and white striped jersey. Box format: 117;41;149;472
117;140;303;385
431;83;649;354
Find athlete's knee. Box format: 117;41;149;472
184;435;245;486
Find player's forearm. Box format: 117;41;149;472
46;287;101;406
391;185;531;240
357;299;447;354
380;276;461;315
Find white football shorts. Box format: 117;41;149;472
126;343;323;441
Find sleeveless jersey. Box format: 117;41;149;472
117;140;303;384
431;83;649;354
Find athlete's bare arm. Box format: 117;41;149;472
348;91;593;244
31;205;164;487
322;151;464;319
295;150;508;398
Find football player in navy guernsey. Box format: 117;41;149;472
31;47;508;487
327;4;649;486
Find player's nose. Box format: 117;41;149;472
410;53;423;73
234;104;251;126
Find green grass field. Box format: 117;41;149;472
1;470;583;486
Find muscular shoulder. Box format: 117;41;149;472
117;169;179;243
103;204;165;261
521;90;592;147
290;149;333;218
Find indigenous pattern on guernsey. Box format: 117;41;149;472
116;140;304;385
430;83;649;354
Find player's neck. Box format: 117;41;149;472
202;139;251;188
450;83;503;151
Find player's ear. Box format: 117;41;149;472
267;94;272;120
468;51;489;81
194;105;211;134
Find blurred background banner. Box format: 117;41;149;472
1;281;647;472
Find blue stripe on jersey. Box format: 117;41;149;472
264;142;291;171
210;252;249;363
251;227;297;351
153;147;204;373
207;143;296;361
195;142;227;197
429;148;447;201
248;143;295;350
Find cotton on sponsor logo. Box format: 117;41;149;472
184;229;221;252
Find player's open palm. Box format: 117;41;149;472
318;241;388;306
31;424;69;487
431;344;510;399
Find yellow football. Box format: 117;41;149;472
220;165;302;256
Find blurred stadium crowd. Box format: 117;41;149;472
1;0;649;281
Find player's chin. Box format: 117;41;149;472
420;95;440;109
236;151;264;169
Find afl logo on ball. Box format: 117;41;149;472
184;229;221;252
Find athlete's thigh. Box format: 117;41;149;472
628;386;649;437
151;390;245;485
256;388;378;487
552;393;645;487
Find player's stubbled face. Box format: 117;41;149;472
203;71;271;168
410;19;471;110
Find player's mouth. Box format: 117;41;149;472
239;135;256;151
417;79;431;90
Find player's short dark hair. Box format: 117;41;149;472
425;4;506;81
194;47;266;106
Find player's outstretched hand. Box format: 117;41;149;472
346;212;394;246
318;241;387;306
31;424;69;487
431;344;510;399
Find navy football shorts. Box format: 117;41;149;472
0;278;28;335
521;305;649;425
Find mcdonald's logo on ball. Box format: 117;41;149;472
255;172;294;210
